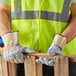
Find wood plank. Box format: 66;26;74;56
54;56;60;76
54;56;69;76
25;53;76;62
1;57;8;76
36;63;43;76
60;56;69;76
69;57;76;62
25;53;53;60
24;56;36;76
0;56;2;76
8;62;16;76
24;56;43;76
26;53;76;58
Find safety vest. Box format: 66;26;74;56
11;0;76;55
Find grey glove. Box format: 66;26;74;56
36;57;54;66
36;45;61;66
2;32;35;63
36;34;67;66
4;44;35;63
48;43;62;56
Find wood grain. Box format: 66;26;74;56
24;56;36;76
36;63;43;76
8;62;16;76
24;56;43;76
54;56;60;76
54;56;69;76
1;57;8;76
25;53;76;62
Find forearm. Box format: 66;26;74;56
62;4;76;42
0;4;11;36
62;18;76;42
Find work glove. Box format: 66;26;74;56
2;32;35;63
36;34;67;66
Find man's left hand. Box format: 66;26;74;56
36;34;67;66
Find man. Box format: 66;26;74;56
0;0;76;76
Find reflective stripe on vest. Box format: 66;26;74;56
11;0;71;23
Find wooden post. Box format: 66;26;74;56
36;63;43;76
0;48;8;76
1;57;8;76
8;62;16;76
54;56;69;76
0;56;4;76
24;56;43;76
0;56;16;76
0;48;17;76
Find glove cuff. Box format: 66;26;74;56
2;31;19;48
54;34;67;49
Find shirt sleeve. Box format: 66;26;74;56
0;0;11;6
72;0;76;3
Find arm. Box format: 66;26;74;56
0;4;36;63
62;3;76;42
0;4;11;36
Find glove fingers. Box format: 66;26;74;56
16;44;22;49
16;53;24;63
48;60;54;66
15;57;21;63
36;59;42;63
16;47;26;53
16;44;35;54
39;57;45;64
13;58;19;63
3;44;34;63
9;58;18;63
43;58;49;65
8;56;23;63
36;57;44;64
36;57;54;66
36;57;51;66
3;52;19;63
4;52;14;63
48;52;56;56
48;51;62;56
43;58;54;66
16;45;27;54
48;45;62;56
24;48;35;54
9;57;20;63
9;59;14;63
3;52;24;63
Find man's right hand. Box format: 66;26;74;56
2;32;35;63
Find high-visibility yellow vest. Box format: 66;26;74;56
5;0;76;55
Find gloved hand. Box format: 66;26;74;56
36;34;67;66
2;32;35;63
